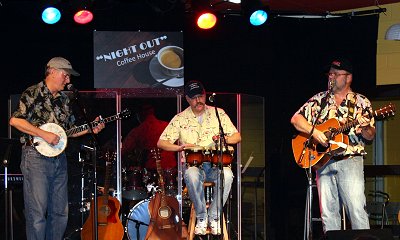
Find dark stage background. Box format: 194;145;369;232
0;2;378;239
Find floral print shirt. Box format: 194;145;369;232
159;105;238;149
296;91;375;155
11;81;76;144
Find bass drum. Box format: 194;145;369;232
125;199;150;240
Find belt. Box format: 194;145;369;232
23;138;36;147
331;154;362;161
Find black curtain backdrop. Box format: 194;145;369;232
184;14;378;239
0;3;378;238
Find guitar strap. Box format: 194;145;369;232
346;92;356;121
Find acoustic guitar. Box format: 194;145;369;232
144;148;182;240
81;151;124;240
32;109;131;157
292;103;396;170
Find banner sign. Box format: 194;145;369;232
94;31;183;89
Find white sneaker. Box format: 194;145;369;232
210;219;221;235
194;218;207;235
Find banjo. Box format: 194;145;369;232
32;108;131;157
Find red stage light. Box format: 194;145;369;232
73;10;93;24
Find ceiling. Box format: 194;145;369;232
202;0;400;15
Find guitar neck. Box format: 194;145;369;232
66;114;119;137
335;111;378;136
154;148;166;194
102;152;115;204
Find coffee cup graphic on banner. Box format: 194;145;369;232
156;46;184;77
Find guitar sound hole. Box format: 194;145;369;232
159;206;171;218
316;144;329;153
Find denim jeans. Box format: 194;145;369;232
316;156;370;233
184;162;234;221
20;146;69;240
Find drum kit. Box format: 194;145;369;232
122;154;180;240
65;145;235;240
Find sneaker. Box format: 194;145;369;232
210;219;221;235
194;218;207;235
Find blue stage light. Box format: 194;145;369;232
249;9;268;26
42;7;61;24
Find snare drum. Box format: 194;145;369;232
184;146;205;166
211;146;234;165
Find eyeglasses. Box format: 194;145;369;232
326;72;349;77
61;72;70;80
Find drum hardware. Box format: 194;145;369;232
64;148;94;239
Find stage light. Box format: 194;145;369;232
197;12;217;29
242;0;268;26
73;9;93;24
249;9;268;26
42;7;61;24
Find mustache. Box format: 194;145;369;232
195;102;205;107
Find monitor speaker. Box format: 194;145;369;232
326;228;394;240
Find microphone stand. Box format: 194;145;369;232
211;99;227;239
70;90;100;240
300;91;330;240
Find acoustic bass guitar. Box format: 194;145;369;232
292;103;396;170
81;151;124;240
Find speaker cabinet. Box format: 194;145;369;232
326;228;394;240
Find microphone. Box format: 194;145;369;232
208;93;216;103
67;83;78;93
328;79;334;93
67;84;80;99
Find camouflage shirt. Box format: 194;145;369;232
296;91;374;156
11;81;76;143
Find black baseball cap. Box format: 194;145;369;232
328;58;353;74
184;80;205;98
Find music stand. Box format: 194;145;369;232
1;137;22;240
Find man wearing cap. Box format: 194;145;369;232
157;80;241;235
9;57;105;239
291;58;375;233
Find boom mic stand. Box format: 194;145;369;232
69;89;100;240
300;92;330;240
211;98;228;239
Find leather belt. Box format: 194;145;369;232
23;138;36;147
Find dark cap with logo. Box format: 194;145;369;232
328;58;353;74
184;80;206;98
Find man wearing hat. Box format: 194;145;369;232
9;57;105;239
157;80;241;235
291;58;375;233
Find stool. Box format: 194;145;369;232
187;182;228;240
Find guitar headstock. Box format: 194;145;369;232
150;147;162;161
374;103;396;120
117;108;132;120
104;150;117;163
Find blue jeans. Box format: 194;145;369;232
316;156;370;233
184;162;234;221
20;146;69;240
